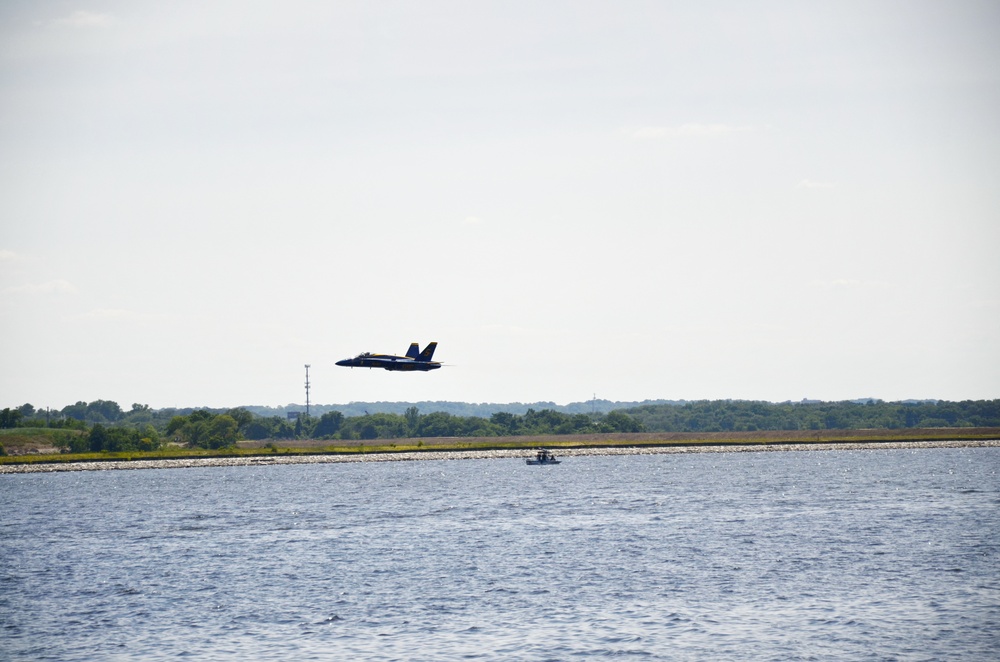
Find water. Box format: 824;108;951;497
2;448;998;660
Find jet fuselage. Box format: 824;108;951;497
336;342;441;371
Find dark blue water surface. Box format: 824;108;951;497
2;448;999;660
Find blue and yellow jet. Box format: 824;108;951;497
336;342;442;371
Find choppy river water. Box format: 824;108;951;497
2;447;998;660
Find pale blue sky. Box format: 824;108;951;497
2;1;998;409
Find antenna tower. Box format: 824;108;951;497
304;364;311;417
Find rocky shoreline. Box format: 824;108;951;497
3;438;998;474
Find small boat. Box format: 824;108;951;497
526;449;561;465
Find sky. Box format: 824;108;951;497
2;1;998;410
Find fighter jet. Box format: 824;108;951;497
336;342;442;371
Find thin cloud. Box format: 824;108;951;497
3;279;77;295
479;324;564;338
52;10;115;29
81;308;133;319
808;279;892;290
797;179;837;189
0;249;21;262
630;123;755;139
78;308;166;323
463;216;484;225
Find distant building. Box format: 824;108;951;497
287;411;302;421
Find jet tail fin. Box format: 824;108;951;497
405;343;420;359
418;342;438;361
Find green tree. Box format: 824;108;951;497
244;420;273;440
206;414;239;448
602;411;644;433
188;409;213;423
416;411;459;437
86;400;124;423
62;401;88;421
339;413;408;440
104;427;140;452
405;407;420;433
0;408;23;429
458;417;500;437
89;424;108;452
270;418;296;439
138;424;160;450
68;433;89;453
490;412;520;435
522;409;569;434
226;408;254;432
166;415;188;438
313;411;344;438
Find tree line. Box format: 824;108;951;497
183;406;643;445
0;401;643;451
3;399;998;453
621;399;1000;432
240;398;682;419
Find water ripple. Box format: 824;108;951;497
2;448;999;660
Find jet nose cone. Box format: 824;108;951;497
336;359;350;366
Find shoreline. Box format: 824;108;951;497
3;438;998;474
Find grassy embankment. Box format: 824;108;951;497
1;428;83;455
2;427;999;466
